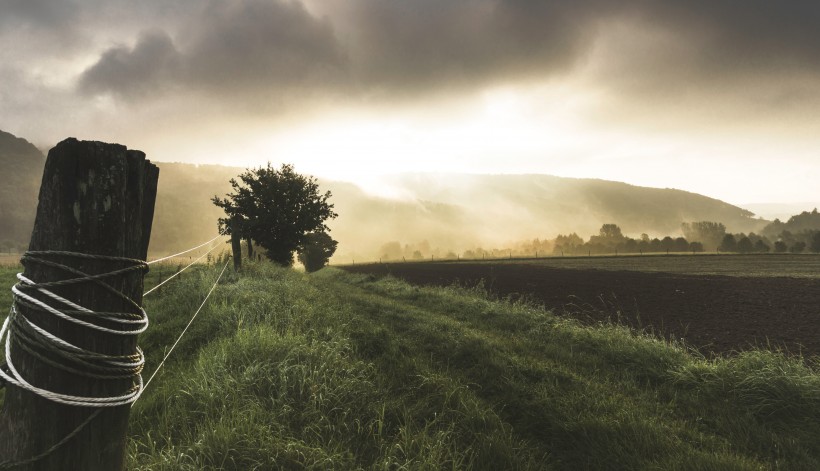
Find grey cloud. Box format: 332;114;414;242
72;0;820;114
635;1;820;71
576;1;820;127
183;0;346;92
0;0;79;31
78;0;345;102
333;0;611;93
78;30;180;98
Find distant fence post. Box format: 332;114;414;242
0;138;158;470
230;217;242;271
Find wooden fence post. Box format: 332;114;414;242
231;217;242;271
0;138;158;470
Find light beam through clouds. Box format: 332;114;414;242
1;0;819;206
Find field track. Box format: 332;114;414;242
342;259;820;357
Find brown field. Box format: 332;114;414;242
342;257;820;357
0;254;21;266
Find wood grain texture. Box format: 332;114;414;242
0;138;158;470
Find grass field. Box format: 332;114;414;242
1;262;819;469
400;253;820;279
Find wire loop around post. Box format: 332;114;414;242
0;251;148;407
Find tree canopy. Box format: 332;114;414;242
212;163;337;266
298;231;338;272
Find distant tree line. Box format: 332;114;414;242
552;224;703;256
376;213;820;262
758;208;820;254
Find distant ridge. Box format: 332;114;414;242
0;130;45;247
0;130;769;258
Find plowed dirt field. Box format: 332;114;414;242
342;260;820;357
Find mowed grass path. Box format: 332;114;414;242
1;264;819;469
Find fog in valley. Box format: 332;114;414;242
2;1;820;261
0;133;778;264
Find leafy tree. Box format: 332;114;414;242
298;231;338;272
753;239;770;253
811;231;820;253
553;233;584;254
599;224;624;240
791;241;806;254
761;208;820;238
737;237;754;254
774;240;788;253
719;234;737;252
212;163;337;266
689;241;704;253
681;221;726;251
674;237;689;252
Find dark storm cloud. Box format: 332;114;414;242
78;0;346;101
77;0;616;101
635;1;820;70
183;1;346;92
67;0;820;110
78;30;180;98
337;0;607;91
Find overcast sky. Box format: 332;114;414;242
2;0;819;206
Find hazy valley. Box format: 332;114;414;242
0;130;776;262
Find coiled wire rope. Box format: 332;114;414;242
0;251;148;469
0;245;230;468
0;251;148;405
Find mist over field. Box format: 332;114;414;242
0;131;778;263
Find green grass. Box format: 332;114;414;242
125;263;819;470
2;262;819;469
0;265;18;314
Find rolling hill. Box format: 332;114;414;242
0;130;769;260
0;130;45;249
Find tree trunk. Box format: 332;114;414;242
245;238;254;261
0;138;158;470
231;217;242;271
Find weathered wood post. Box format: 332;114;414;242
0;138;158;470
231;216;242;271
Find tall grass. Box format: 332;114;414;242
3;263;819;469
123;263;820;469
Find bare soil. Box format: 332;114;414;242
342;261;820;357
